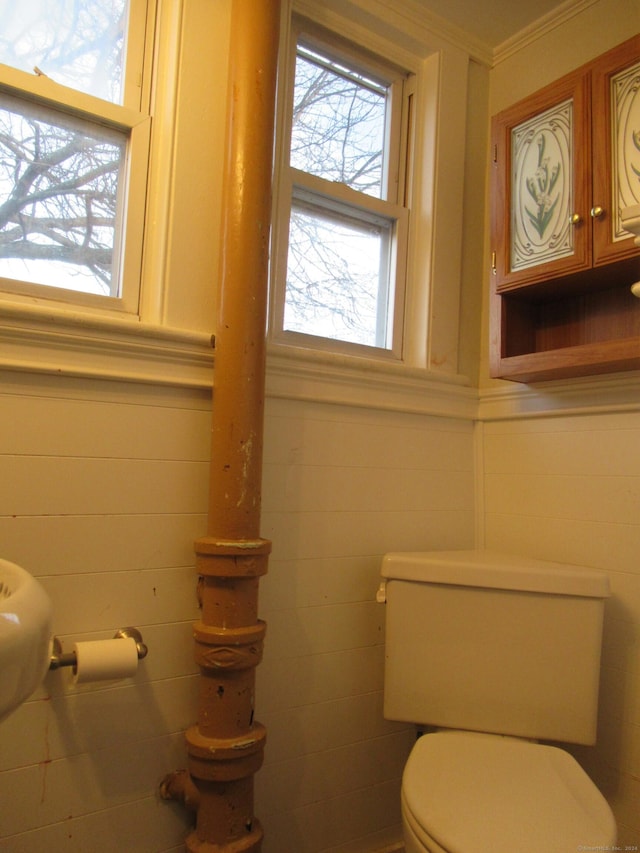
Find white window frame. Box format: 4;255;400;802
0;0;217;389
269;17;413;361
0;0;154;318
267;2;475;416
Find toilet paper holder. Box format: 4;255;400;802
49;627;148;670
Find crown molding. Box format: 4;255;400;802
493;0;601;64
294;0;603;69
293;0;494;65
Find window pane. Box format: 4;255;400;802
291;46;387;198
0;95;126;296
285;201;393;348
0;0;128;104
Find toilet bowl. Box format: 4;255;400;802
401;731;616;853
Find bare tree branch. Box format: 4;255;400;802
286;51;388;344
0;1;126;293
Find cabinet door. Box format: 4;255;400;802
592;34;640;266
491;69;591;291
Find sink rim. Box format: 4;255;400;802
0;558;53;722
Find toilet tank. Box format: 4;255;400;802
380;550;610;745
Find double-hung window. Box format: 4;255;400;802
271;21;413;358
0;0;152;314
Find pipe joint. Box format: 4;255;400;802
193;621;266;671
185;821;264;853
186;724;267;782
195;537;272;557
159;768;201;812
195;538;271;579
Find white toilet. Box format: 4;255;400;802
379;549;617;853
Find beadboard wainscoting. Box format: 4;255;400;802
0;372;208;852
256;397;476;852
0;374;475;852
479;409;640;846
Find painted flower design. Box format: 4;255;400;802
632;128;640;180
525;133;561;239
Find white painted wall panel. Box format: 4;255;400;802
256;397;475;852
0;375;207;851
0;457;209;516
0;732;190;838
482;413;640;845
0;514;206;577
0;797;189;853
0;377;475;853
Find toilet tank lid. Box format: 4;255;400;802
381;550;610;598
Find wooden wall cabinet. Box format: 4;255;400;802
490;35;640;382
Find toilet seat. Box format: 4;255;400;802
402;730;616;853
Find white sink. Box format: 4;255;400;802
0;559;53;722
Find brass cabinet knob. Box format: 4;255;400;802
590;205;604;218
569;213;582;225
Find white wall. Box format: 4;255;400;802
257;398;475;851
481;0;640;843
0;0;480;848
479;409;640;845
0;375;475;853
0;372;208;851
1;0;639;851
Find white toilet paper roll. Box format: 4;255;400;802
72;637;139;684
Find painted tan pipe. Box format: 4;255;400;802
161;1;280;850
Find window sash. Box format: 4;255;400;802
272;168;408;359
0;0;153;315
287;191;396;349
270;21;410;360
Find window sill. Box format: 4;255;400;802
266;342;478;418
0;301;214;389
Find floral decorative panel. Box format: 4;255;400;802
611;59;640;241
511;99;573;272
